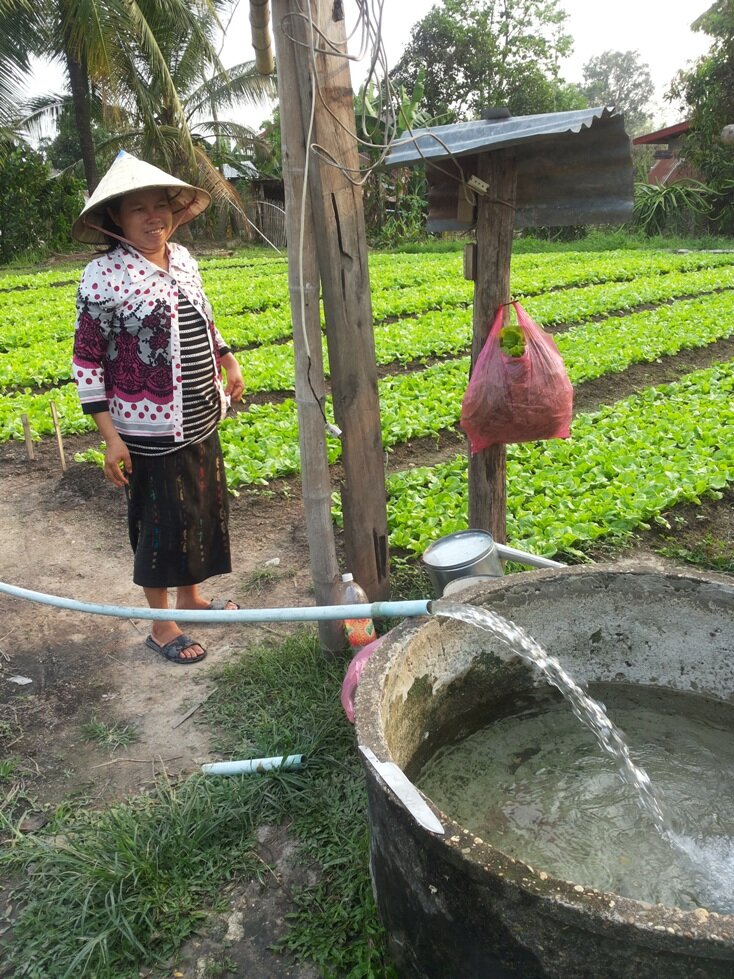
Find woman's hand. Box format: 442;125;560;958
221;354;245;403
103;433;133;487
91;412;132;487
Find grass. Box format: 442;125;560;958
203;634;396;976
0;632;394;978
656;533;734;573
80;717;141;752
1;773;270;977
242;565;295;595
0;757;20;781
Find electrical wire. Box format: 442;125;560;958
276;0;478;436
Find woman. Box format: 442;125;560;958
71;150;244;665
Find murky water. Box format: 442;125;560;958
430;603;734;913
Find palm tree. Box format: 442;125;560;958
0;0;229;190
0;0;276;244
114;0;275;173
101;57;276;237
0;0;45;157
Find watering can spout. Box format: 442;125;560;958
421;530;565;597
494;543;566;570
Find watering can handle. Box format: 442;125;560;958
494;544;566;569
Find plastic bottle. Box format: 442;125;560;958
338;573;377;649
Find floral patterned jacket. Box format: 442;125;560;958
72;242;229;443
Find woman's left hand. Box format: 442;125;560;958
221;354;245;403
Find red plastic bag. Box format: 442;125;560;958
460;301;573;453
340;636;386;724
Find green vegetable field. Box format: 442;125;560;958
3;245;734;562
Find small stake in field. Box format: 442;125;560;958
49;401;66;473
21;413;35;462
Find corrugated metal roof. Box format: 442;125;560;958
385;106;633;228
222;161;259;180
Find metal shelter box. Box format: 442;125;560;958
385;106;633;231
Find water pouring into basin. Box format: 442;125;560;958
432;601;669;834
354;567;734;979
426;601;734;914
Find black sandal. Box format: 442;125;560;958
145;634;207;665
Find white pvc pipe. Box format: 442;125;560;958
0;580;431;623
202;754;305;775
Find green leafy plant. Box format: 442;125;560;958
0;147;85;264
633;180;716;237
384;361;734;557
499;323;526;357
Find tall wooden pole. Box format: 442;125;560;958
272;1;343;651
468;150;517;541
286;0;389;601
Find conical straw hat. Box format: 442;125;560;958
72;150;211;244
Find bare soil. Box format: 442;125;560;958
0;434;316;808
2;336;734;976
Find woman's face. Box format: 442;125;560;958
111;188;174;254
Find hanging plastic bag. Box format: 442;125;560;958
340;636;386;724
460;301;573;453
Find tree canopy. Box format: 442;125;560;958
671;1;734;186
581;50;654;136
390;0;584;122
4;0;218;189
0;144;84;261
0;0;275;195
666;1;734;232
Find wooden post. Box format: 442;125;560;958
468;150;517;542
21;414;35;461
286;0;390;601
50;401;67;473
272;0;343;652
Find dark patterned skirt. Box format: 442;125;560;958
126;430;231;588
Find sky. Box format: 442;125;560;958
28;0;713;133
218;0;713;129
363;0;711;98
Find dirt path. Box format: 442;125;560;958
0;436;316;807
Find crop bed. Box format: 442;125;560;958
2;246;734;560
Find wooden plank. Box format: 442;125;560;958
288;0;389;600
467;150;517;542
272;0;343;652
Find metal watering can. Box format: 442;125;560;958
421;529;565;598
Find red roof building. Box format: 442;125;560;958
632;121;701;184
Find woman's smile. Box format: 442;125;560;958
110;188;174;258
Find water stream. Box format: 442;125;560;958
435;602;670;833
433;602;734;912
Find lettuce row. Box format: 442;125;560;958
384;362;734;556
